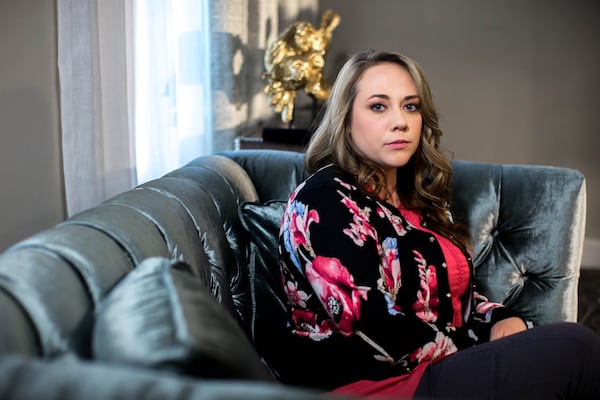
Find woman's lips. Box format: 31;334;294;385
386;140;409;150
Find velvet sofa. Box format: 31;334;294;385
0;149;586;399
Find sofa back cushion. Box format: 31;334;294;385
450;160;585;325
219;150;307;202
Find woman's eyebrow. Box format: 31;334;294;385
367;94;390;100
367;94;420;101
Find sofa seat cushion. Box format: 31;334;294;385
0;353;332;400
92;257;273;381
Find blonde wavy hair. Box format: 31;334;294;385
305;49;471;252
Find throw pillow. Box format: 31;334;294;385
238;200;288;300
92;257;273;381
238;200;291;377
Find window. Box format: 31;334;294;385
134;0;212;184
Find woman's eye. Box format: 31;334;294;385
404;103;420;112
371;103;385;112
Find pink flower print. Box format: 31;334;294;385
287;201;319;251
343;213;375;246
339;193;363;215
410;331;457;364
412;250;439;323
473;291;504;322
306;256;369;336
380;238;401;293
334;177;356;191
339;194;377;246
377;237;402;314
291;308;334;341
284;279;309;308
376;206;407;236
282;200;320;271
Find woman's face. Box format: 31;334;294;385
349;62;422;177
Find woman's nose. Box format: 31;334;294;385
391;108;408;131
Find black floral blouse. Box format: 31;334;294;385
277;164;520;390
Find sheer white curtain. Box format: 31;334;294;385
57;0;212;215
134;0;212;184
57;0;136;216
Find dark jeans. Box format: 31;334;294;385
414;322;600;399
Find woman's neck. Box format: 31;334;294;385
384;169;400;207
388;190;401;208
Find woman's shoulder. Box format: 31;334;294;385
298;164;357;194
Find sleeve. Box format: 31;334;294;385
279;175;458;369
465;290;529;342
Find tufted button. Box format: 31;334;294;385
446;292;451;298
429;236;435;243
442;262;447;268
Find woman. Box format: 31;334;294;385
277;49;600;399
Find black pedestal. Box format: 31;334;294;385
262;127;312;145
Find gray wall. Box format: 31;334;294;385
0;0;64;251
320;0;600;263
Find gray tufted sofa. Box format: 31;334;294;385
0;149;586;399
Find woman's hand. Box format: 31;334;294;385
490;317;527;341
